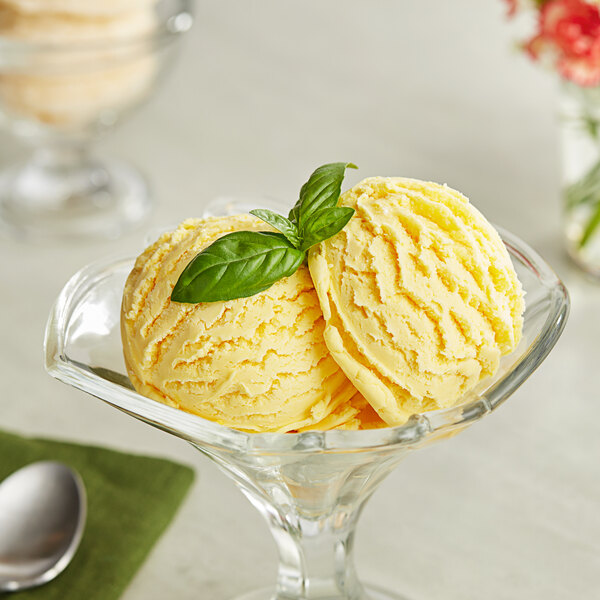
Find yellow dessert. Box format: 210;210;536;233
0;4;155;41
308;177;525;426
0;4;156;126
121;216;381;433
0;0;156;17
121;168;525;433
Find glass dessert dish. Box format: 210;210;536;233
0;0;193;241
45;227;569;600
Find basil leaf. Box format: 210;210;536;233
171;231;306;303
288;162;357;231
300;207;355;252
249;209;301;247
171;161;358;303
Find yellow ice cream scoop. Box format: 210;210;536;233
308;177;525;426
121;215;375;433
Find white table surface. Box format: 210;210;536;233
1;1;599;599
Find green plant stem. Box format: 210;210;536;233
580;200;600;248
565;157;600;248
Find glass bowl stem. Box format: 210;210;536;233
196;442;410;599
0;137;150;240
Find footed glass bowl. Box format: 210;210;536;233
44;228;569;600
0;0;193;240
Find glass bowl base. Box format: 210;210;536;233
0;157;151;241
232;584;411;600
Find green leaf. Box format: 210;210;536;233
565;160;600;209
579;200;600;248
300;207;355;252
171;231;306;303
583;114;600;140
249;209;301;247
565;157;600;247
288;162;357;231
171;161;358;303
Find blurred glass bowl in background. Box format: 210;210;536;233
0;0;193;241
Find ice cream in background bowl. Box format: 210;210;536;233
0;4;157;126
45;169;569;600
0;0;193;240
0;0;157;17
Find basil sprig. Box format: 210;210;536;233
171;162;357;303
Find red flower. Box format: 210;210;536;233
526;0;600;86
504;0;520;17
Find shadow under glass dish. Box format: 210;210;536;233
0;0;193;241
44;225;569;600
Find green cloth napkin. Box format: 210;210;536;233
0;430;195;599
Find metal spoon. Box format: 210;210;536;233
0;461;86;592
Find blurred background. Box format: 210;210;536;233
0;1;598;599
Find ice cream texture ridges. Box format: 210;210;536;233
308;177;525;426
121;215;381;433
121;176;525;432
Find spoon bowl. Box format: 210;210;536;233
0;461;86;592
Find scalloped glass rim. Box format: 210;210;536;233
44;227;569;455
0;0;193;60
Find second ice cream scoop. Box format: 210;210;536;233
309;177;525;426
